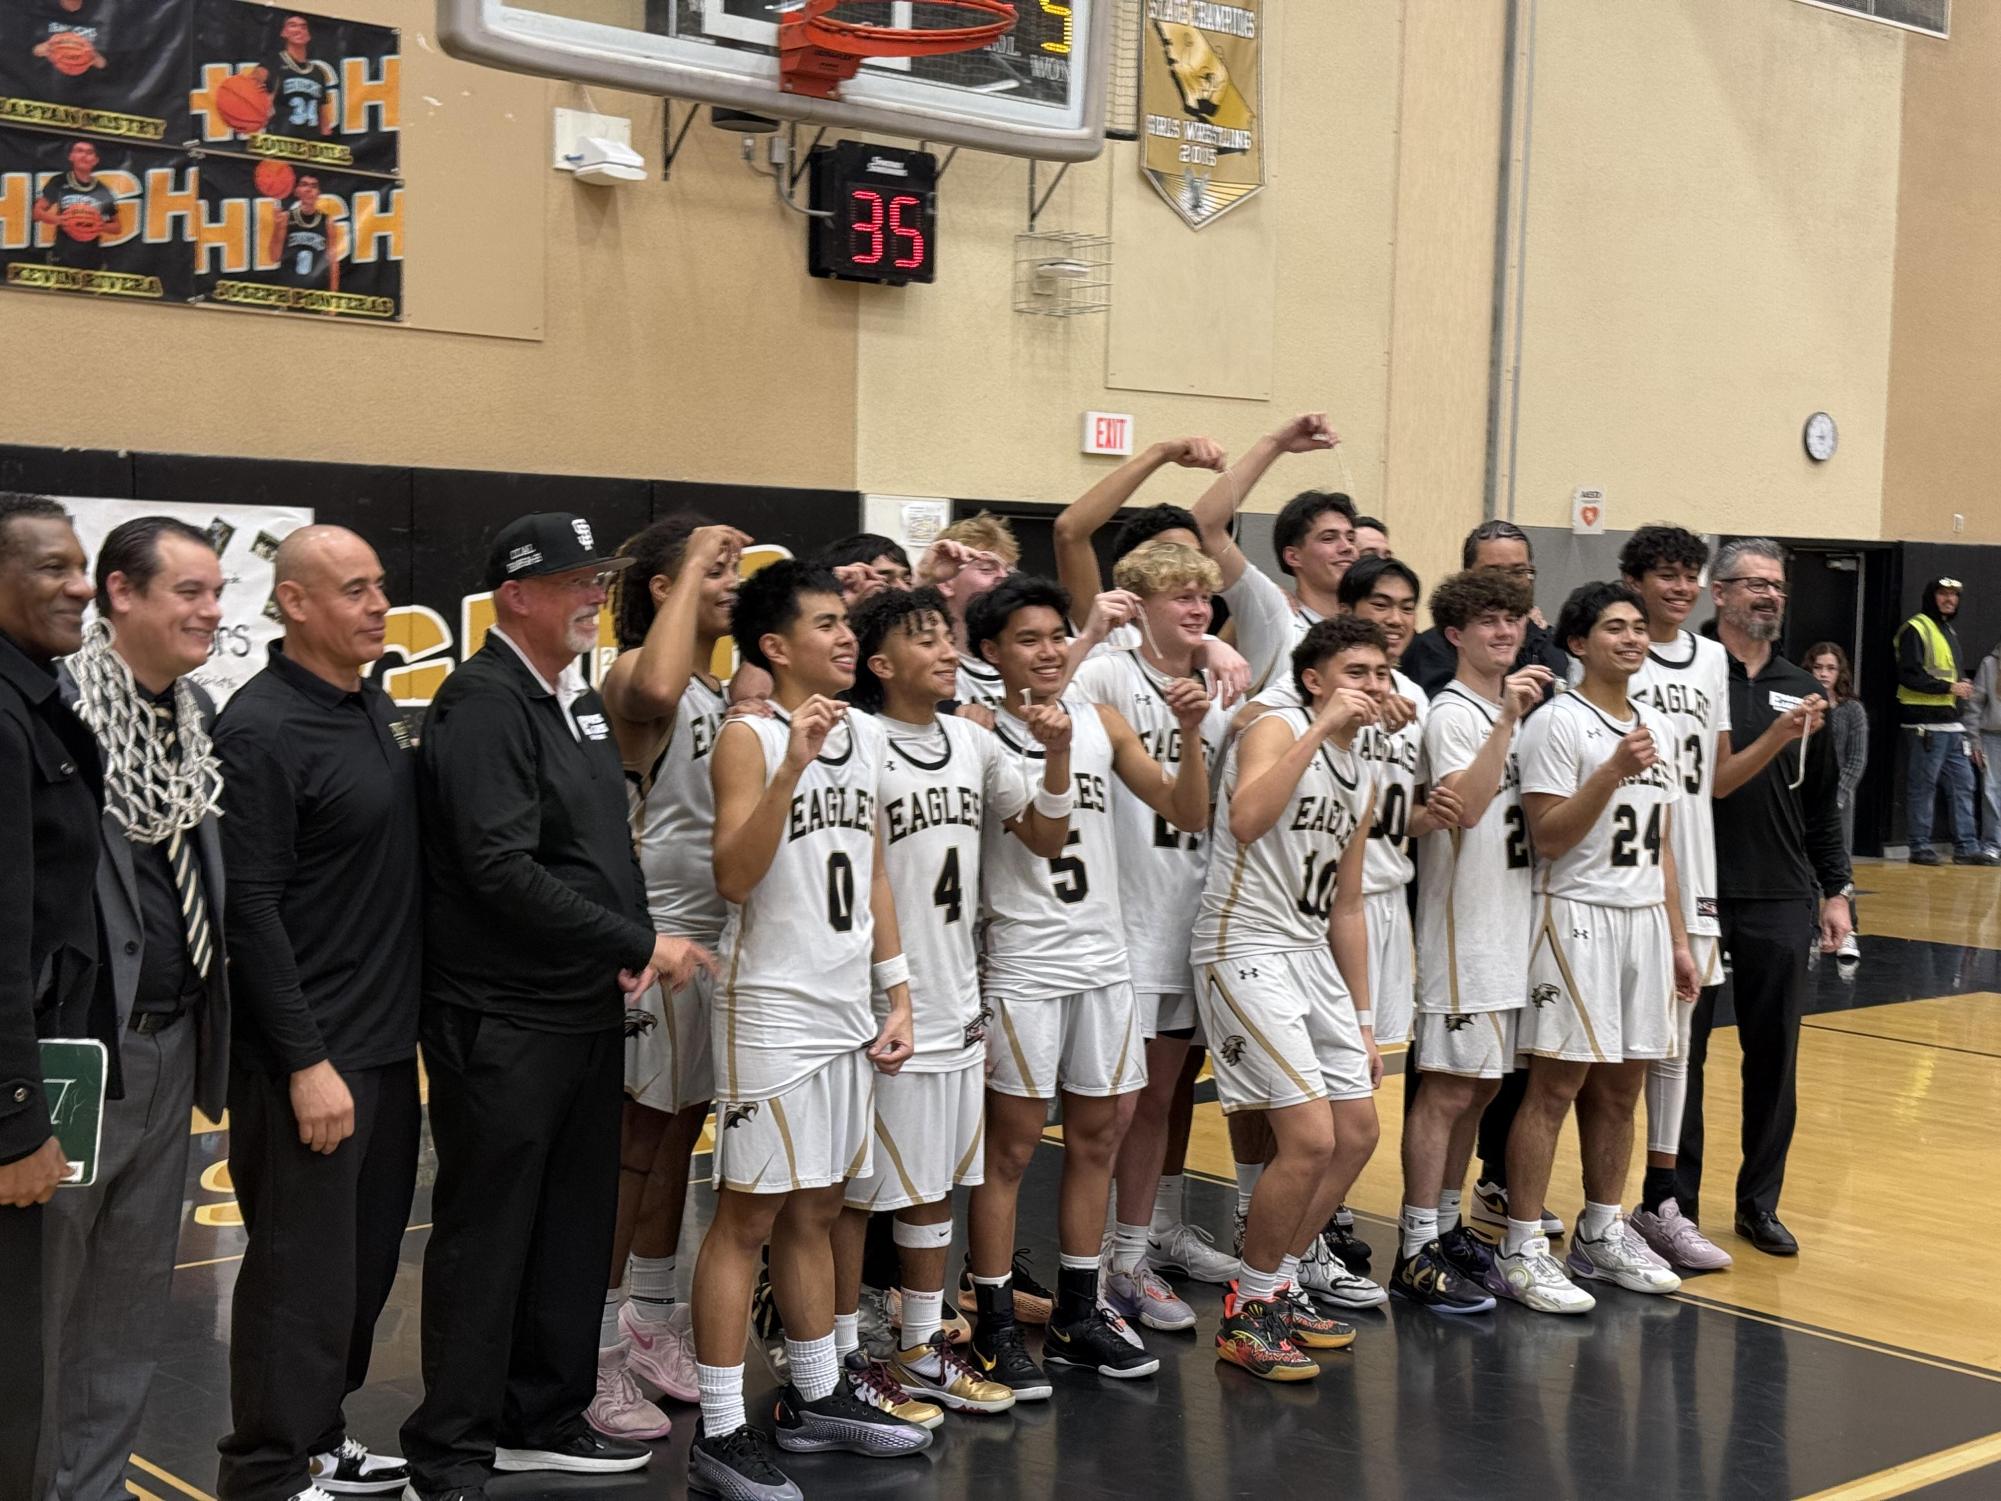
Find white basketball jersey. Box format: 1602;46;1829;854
1358;669;1427;894
1224;564;1322;705
955;656;1006;712
1416;684;1533;1014
629;676;728;944
1517;691;1679;909
981;699;1129;1000
875;712;1030;1072
1192;709;1372;964
1627;631;1730;937
1072;649;1228;996
714;710;885;1101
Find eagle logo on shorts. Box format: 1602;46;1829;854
1443;1015;1473;1032
1530;983;1560;1010
964;1004;993;1049
622;1007;658;1039
722;1102;759;1130
1218;1035;1248;1065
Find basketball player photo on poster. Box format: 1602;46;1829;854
192;0;399;177
0;0;191;143
1139;0;1264;229
0;125;195;300
194;152;403;319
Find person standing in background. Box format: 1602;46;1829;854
1894;579;1993;866
1807;643;1868;965
0;493;105;1501
1962;635;2001;859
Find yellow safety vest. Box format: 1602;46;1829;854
1896;612;1959;708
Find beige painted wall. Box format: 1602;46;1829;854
1504;0;1905;544
1883;2;2001;543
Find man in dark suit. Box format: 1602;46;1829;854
0;493;107;1501
44;516;231;1501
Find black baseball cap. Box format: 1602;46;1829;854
485;512;634;590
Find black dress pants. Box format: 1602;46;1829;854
217;1059;421;1501
400;1009;623;1492
0;1202;43;1498
1678;898;1816;1219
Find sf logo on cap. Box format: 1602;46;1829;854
572;518;595;550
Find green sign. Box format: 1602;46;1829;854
40;1038;107;1189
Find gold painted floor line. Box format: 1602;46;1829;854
128;1455;216;1501
1798;1430;2001;1501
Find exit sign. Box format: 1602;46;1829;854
1083;411;1135;457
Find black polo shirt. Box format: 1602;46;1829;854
418;632;653;1032
1714;640;1850;904
214;642;422;1074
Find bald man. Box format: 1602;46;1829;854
213;527;421;1501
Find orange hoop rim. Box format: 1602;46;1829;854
793;0;1017;59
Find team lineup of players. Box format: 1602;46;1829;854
599;413;1825;1500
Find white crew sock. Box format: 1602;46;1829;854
627;1253;677;1326
1110;1221;1150;1274
697;1361;746;1435
1276;1253;1300;1289
1580;1201;1620;1241
599;1288;625;1351
1437;1188;1464;1235
832;1311;860;1360
1237;1260;1281;1301
900;1288;944;1352
1503;1216;1541;1257
1234;1161;1263;1215
1402;1205;1439;1259
1151;1174;1185;1235
786;1334;840;1401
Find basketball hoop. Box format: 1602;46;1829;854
780;0;1017;101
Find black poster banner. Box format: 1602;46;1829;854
0;126;196;301
191;2;399;177
194;152;402;319
0;0;192;145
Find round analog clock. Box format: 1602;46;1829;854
1804;411;1838;462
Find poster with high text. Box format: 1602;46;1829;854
194;152;403;319
0;0;192;145
0;126;195;301
191;1;399;177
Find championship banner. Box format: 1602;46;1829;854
0;0;192;145
1139;1;1265;231
66;495;313;707
195;152;402;319
191;2;400;177
0;126;196;301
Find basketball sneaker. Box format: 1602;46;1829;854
1148;1220;1240;1285
968;1319;1052;1401
1295;1234;1389;1309
1214;1285;1318;1382
1231;1203;1247;1257
1436;1225;1510;1303
585;1345;672;1441
1102;1257;1198;1332
1473;1180;1565;1238
1566;1220;1683;1295
1389;1243;1497;1315
750;1266;788;1382
1493;1235;1596;1314
1275;1283;1357;1349
688;1421;802;1501
1628;1199;1733;1272
619;1299;698;1404
839;1350;943;1431
307;1438;406;1494
890;1331;1017;1414
958;1250;1053;1325
1321;1210;1372;1272
773;1374;934;1457
1043;1304;1160;1379
855;1285;897;1361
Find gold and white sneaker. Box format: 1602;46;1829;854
890;1331;1017;1414
842;1351;945;1431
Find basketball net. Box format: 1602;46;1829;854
67;619;223;845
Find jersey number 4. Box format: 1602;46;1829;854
1610;804;1664;868
933;847;965;924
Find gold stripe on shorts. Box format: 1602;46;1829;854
770;1095;802;1190
1107;994;1136;1092
1203;965;1317;1097
954;1110;985;1181
996;999;1042;1097
1538;895;1605;1063
873;1114;922;1202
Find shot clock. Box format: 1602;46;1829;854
807;142;939;286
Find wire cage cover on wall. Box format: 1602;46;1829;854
1013;231;1112;318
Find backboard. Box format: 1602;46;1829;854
436;1;1111;160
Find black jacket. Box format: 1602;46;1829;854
419;634;654;1031
1715;641;1850;903
1403;616;1569;702
1895;580;1967;727
0;631;107;1164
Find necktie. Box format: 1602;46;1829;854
155;703;214;980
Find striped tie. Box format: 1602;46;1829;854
155;704;214;981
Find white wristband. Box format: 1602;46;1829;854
1033;784;1077;819
1354;1010;1374;1030
872;955;911;993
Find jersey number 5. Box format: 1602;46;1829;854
1049;830;1090;904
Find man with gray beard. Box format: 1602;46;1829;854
1677;539;1851;1258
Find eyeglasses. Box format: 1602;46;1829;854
1717;576;1788;597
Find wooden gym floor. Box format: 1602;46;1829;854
122;861;2001;1500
